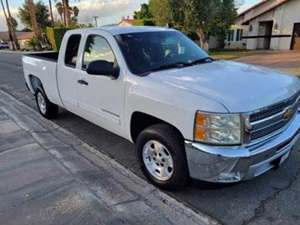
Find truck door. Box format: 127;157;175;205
76;32;125;135
57;33;82;113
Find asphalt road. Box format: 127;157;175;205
1;51;300;225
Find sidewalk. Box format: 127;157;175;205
0;90;217;225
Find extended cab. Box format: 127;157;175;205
23;26;300;189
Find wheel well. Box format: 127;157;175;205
130;112;184;143
28;75;43;93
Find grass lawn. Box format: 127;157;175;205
209;49;260;60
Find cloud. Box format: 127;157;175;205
0;0;147;30
75;0;147;25
0;8;22;31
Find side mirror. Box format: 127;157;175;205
86;60;119;79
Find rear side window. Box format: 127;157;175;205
65;34;81;67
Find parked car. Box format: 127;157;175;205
22;26;300;189
0;42;9;49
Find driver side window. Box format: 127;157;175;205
82;35;115;70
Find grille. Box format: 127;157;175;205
248;93;299;142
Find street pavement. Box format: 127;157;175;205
0;89;212;225
1;51;300;225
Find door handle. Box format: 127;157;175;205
77;79;88;86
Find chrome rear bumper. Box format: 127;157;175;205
185;113;300;183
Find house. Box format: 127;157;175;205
0;31;34;49
226;0;300;50
16;32;34;49
118;17;135;27
225;24;248;49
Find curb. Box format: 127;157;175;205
0;50;54;54
0;89;222;225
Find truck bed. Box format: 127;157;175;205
23;52;62;107
26;52;59;62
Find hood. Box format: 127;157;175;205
148;60;300;112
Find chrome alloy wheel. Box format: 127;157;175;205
37;92;46;115
142;140;174;181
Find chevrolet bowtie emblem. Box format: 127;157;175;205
283;107;294;120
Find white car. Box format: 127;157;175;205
22;26;300;189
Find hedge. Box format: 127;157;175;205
46;27;72;51
133;19;155;26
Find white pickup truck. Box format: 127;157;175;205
23;26;300;189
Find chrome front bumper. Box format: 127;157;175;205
185;113;300;183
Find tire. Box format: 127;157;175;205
35;89;58;119
136;123;189;190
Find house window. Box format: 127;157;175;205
227;30;234;41
236;29;243;41
249;25;253;32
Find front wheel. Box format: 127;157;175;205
136;124;189;190
35;89;58;119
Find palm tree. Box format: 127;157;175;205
3;0;19;49
48;0;54;26
73;6;79;18
55;2;64;23
62;0;71;26
0;0;14;49
28;0;42;49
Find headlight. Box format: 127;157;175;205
194;111;242;145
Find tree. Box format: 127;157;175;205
183;0;217;48
0;0;14;49
18;0;51;30
134;3;152;20
55;2;64;22
27;0;42;49
55;1;79;27
62;0;71;26
6;0;20;49
149;0;172;26
211;0;237;48
48;0;54;26
1;0;19;50
71;6;79;23
148;0;237;49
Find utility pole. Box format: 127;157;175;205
92;16;99;27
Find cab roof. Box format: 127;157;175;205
72;26;175;36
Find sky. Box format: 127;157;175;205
0;0;258;31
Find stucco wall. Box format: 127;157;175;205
246;0;300;50
224;25;248;49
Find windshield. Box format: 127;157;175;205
115;31;209;75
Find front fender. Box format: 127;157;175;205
124;76;228;141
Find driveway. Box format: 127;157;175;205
1;51;300;225
235;50;300;76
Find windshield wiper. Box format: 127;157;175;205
189;57;214;66
139;57;214;76
140;62;191;76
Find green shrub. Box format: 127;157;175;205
26;37;40;50
46;27;71;51
133;19;155;26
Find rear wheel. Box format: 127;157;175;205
136;124;189;190
35;89;58;119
